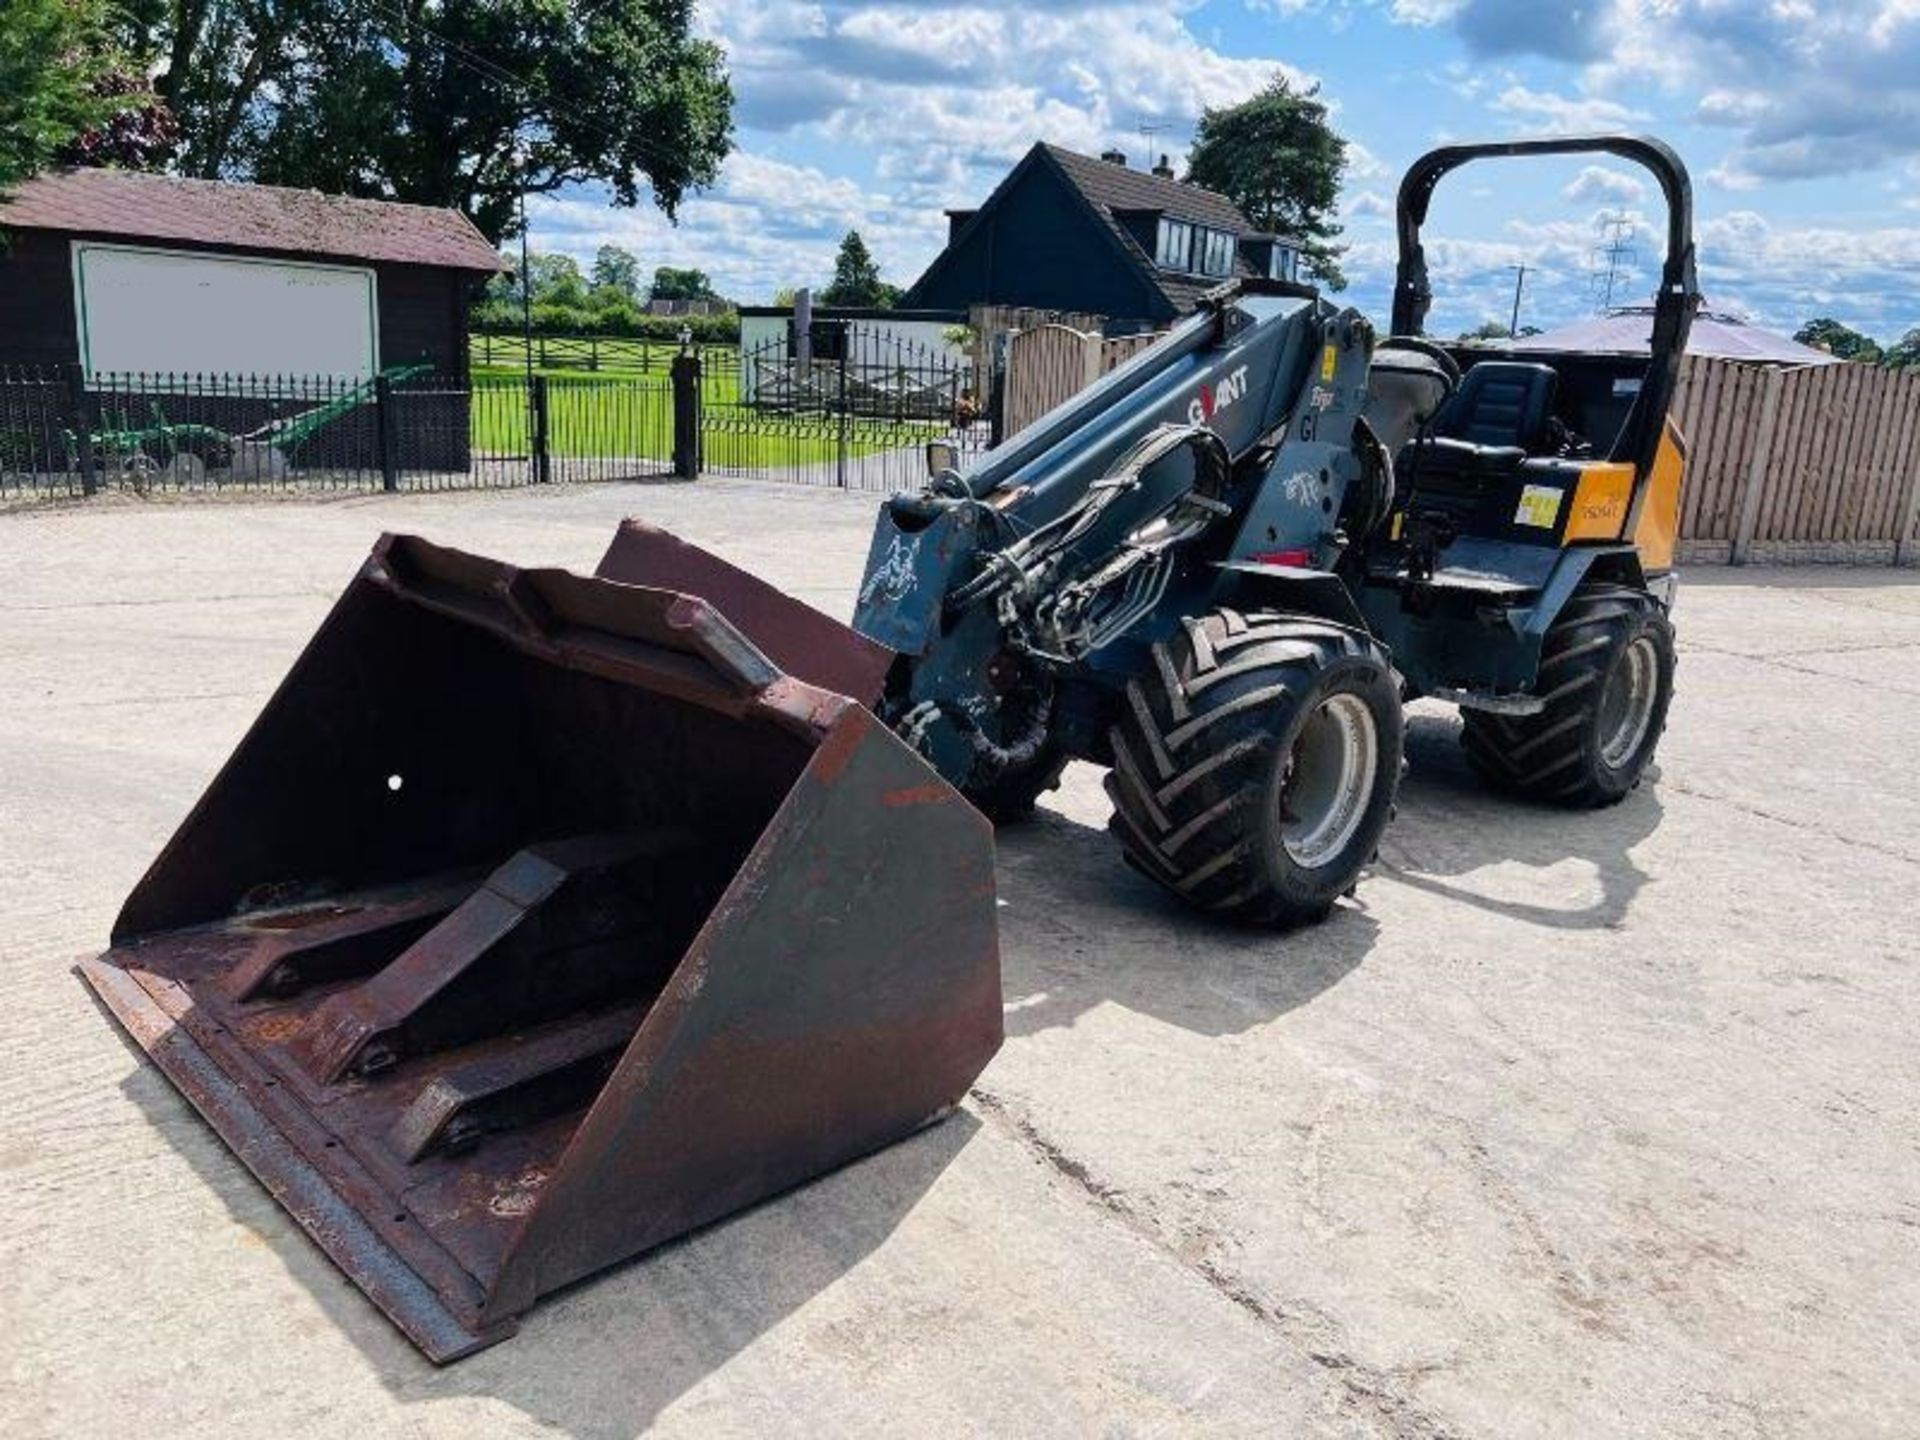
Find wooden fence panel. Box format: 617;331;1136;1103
1673;356;1714;537
1868;369;1911;539
1774;365;1813;543
1764;366;1818;542
1715;364;1758;537
1896;377;1920;549
1892;376;1920;546
1670;354;1920;560
1004;325;1101;437
1100;334;1159;374
1003;328;1163;437
1820;362;1868;539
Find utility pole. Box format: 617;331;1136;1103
1592;213;1636;312
1508;264;1527;338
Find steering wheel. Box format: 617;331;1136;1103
1376;335;1461;387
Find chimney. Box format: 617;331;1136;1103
1152;153;1175;180
1100;148;1128;166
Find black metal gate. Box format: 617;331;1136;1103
702;323;989;491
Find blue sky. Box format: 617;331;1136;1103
528;0;1920;343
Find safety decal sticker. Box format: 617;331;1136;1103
1514;484;1564;528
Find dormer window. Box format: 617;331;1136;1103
1199;229;1235;278
1155;217;1193;272
1156;217;1237;278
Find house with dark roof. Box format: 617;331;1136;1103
901;144;1303;331
0;167;503;378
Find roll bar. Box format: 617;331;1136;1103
1391;134;1701;474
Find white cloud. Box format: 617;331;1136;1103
1391;0;1463;21
1704;161;1763;193
1345;140;1391;181
1486;84;1646;134
1432;0;1920;185
1561;165;1646;206
529;150;946;303
534;1;1321;301
1339;205;1920;340
702;1;1309;160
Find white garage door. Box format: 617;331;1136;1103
73;242;380;383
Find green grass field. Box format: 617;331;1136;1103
467;359;936;471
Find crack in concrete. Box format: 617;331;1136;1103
1663;779;1920;868
0;589;332;614
1680;641;1920;698
1766;638;1920;658
970;1086;1463;1440
17;690;262;712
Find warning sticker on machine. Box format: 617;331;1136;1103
1514;484;1564;528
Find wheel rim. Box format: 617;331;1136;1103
1279;693;1378;868
1597;635;1660;769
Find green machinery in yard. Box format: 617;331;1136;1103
67;362;432;484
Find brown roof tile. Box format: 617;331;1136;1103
1042;144;1255;233
1039;146;1264;312
0;168;505;272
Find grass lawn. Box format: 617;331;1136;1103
467;365;941;471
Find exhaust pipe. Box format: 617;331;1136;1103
80;531;999;1361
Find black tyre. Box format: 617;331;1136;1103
1461;581;1675;807
1106;609;1404;925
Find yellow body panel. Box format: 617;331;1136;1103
1631;419;1687;571
1563;462;1636;542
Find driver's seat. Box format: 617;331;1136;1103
1402;361;1559;499
1432;362;1558;450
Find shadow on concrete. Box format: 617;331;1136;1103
992;701;1669;1041
103;1006;977;1437
993;802;1381;1041
1381;707;1662;933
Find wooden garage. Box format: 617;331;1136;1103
0;167;503;379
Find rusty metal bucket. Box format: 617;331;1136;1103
79;531;999;1362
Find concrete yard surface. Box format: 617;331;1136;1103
2;480;1916;1438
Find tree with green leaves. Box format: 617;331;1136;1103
0;0;154;187
116;0;733;244
526;252;587;307
591;244;641;299
651;265;717;301
1458;320;1542;342
1882;327;1920;371
1794;317;1883;364
819;230;897;307
1185;76;1348;290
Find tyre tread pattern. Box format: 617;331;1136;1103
1461;582;1674;807
1107;609;1400;925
